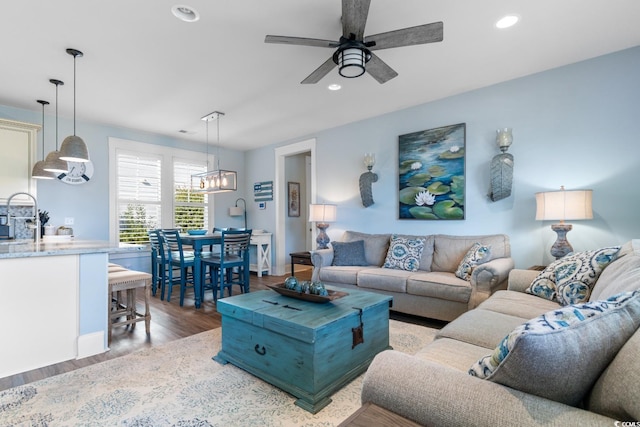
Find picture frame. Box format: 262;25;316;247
287;182;300;217
398;123;466;220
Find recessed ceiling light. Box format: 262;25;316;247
328;84;342;91
171;5;200;22
496;15;519;29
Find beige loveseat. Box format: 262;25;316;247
360;240;640;426
311;231;514;321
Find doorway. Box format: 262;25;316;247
274;139;316;276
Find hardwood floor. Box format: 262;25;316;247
0;265;444;392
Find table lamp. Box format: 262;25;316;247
535;186;593;259
308;204;337;249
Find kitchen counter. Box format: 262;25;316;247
0;239;146;259
0;239;147;378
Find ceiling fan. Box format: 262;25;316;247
265;0;443;84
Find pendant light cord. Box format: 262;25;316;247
73;54;77;136
55;83;59;149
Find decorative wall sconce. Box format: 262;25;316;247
536;186;593;259
359;153;378;207
229;197;247;229
308;203;337;249
488;128;514;202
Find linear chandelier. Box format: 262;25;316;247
191;111;237;194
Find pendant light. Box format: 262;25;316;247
190;111;237;194
32;100;56;180
43;79;69;174
59;48;90;162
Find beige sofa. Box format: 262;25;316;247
360;240;640;426
311;231;514;321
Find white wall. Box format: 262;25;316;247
247;46;640;269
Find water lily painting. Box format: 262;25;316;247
398;123;465;220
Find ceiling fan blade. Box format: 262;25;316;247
342;0;370;39
366;22;443;51
265;35;339;48
301;57;337;84
366;53;398;84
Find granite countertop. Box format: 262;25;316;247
0;239;148;259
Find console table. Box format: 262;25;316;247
250;232;272;277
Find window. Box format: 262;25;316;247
109;138;211;244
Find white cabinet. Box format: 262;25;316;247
0;118;39;203
250;232;272;277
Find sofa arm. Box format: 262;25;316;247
362;351;613;427
310;249;333;282
468;257;514;309
507;269;540;293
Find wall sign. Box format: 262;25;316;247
254;181;273;202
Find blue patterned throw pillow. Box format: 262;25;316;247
468;290;640;406
455;243;491;281
525;246;620;304
383;235;426;272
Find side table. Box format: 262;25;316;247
290;251;312;277
250;232;272;277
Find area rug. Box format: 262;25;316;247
0;320;437;426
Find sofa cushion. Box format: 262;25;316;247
383;234;426;272
415;338;492;373
357;268;412;293
342;230;391;266
590;239;640;301
406;272;472;303
318;265;375;285
525;246;620;304
436;308;527;350
455;243;491;281
331;240;368;266
468;290;640;407
477;290;561;320
587;328;640;421
432;234;509;273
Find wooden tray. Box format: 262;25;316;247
267;284;348;303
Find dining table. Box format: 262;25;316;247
180;232;221;308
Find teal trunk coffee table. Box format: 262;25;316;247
214;287;393;413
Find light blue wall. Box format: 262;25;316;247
0;105;247;240
247;46;640;269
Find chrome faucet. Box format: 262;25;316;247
5;192;39;243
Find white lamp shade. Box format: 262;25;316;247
535;189;593;221
229;206;244;216
308;204;337;223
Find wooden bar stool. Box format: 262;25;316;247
108;268;152;345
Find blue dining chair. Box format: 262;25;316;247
201;229;252;301
147;229;167;297
161;229;196;306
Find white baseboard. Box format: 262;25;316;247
77;331;107;358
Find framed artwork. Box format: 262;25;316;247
398;123;466;220
287;182;300;217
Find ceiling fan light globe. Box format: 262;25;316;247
337;48;367;78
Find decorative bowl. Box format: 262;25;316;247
267;283;348;303
187;229;207;235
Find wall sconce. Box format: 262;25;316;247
308;204;337;249
229;197;247;229
488;128;514;202
535;186;593;259
359;153;378;207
